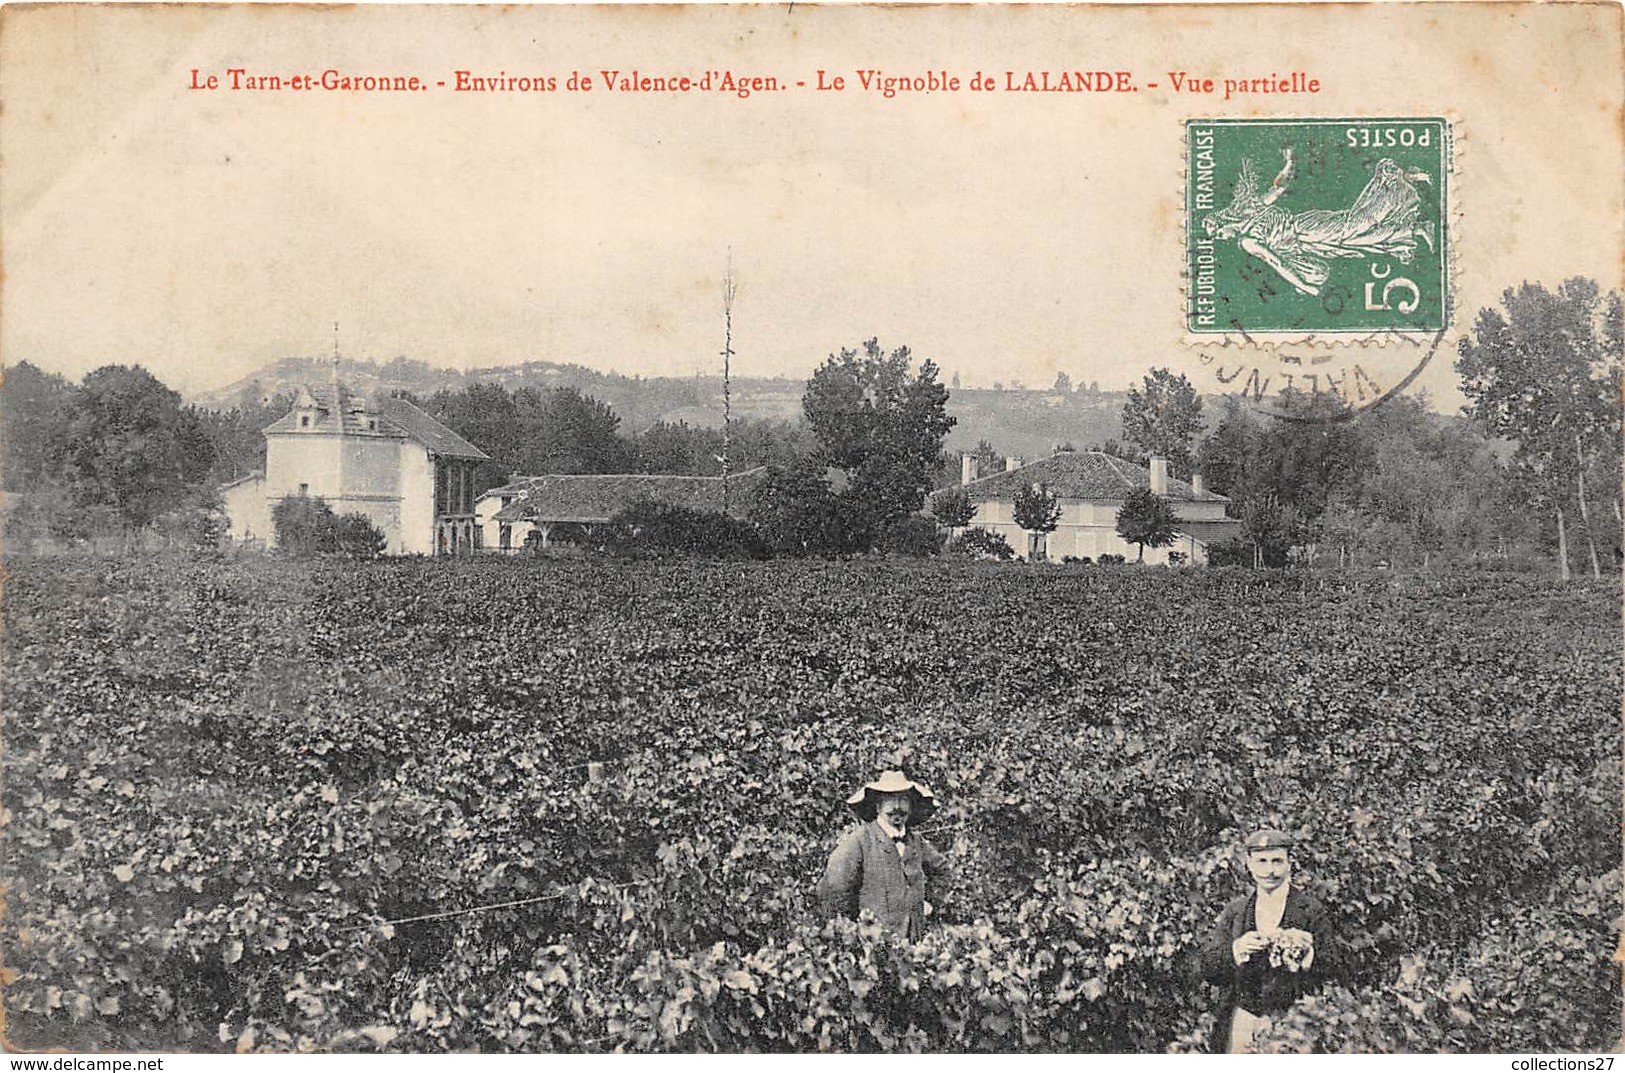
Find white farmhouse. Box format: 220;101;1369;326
932;450;1240;563
222;369;488;555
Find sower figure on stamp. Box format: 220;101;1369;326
1203;148;1435;298
1198;829;1335;1052
817;771;949;941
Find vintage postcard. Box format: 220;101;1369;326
1;2;1620;1059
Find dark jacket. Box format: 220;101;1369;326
817;820;949;940
1198;886;1334;1049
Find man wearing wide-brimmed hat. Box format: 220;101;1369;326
1198;828;1335;1052
817;770;949;941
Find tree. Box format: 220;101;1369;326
1240;493;1305;568
748;458;848;557
1199;389;1527;567
1316;491;1368;569
1093;439;1147;466
1;361;75;492
1013;482;1062;560
271;495;386;557
272;495;335;556
1121;369;1204;476
194;388;295;486
332;512;388;558
874;515;945;557
1347;396;1483;569
933;486;976;529
423;383;523;490
630;418;812;477
802;338;955;548
1247;392;1370;523
724;418;815;473
63;365;215;535
1195;396;1260;505
970;439;1005;479
1115;487;1178;562
420;383;633;483
605;498;764;560
1053;371;1074;394
946;527;1015;561
630;420;714;475
1457;278;1623;580
514;386;630;475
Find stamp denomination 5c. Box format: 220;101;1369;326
1187;117;1450;337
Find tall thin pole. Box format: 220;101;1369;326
331;322;344;430
331;322;345;552
331;321;344;431
721;251;736;514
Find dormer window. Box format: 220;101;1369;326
300;415;311;428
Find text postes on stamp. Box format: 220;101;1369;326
1187;117;1450;337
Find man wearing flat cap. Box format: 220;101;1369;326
1198;828;1335;1052
817;770;949;941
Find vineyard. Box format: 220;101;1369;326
2;555;1619;1052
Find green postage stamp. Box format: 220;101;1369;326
1187;118;1450;336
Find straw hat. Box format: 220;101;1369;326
845;770;938;824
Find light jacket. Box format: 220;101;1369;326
817;820;949;940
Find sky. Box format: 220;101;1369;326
3;3;1621;413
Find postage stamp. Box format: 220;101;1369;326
1186;117;1451;337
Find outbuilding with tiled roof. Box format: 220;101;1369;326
478;468;767;551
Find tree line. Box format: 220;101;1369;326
413;382;812;491
1068;278;1620;575
2;363;225;548
0;366;814;550
3;277;1616;573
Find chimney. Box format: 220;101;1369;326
1006;456;1023;472
1192;472;1205;497
1149;457;1168;495
961;453;979;485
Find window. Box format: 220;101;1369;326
300;415;310;428
298;483;309;496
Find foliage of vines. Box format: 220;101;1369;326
2;556;1618;1052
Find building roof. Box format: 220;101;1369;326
1171;519;1244;548
486;468;768;524
263;383;488;460
378;398;488;460
935;451;1228;505
264;384;377;437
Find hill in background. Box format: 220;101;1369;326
194;356;1134;462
